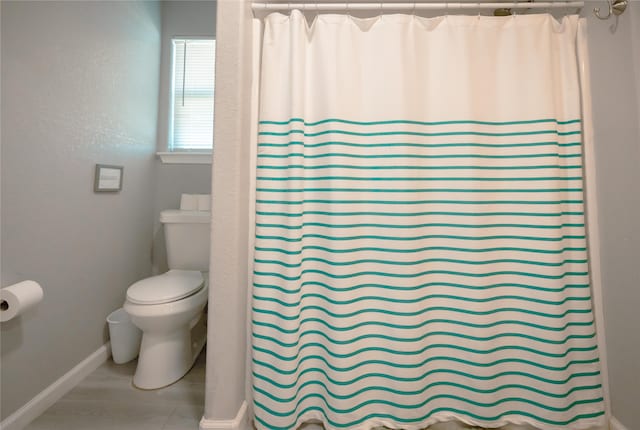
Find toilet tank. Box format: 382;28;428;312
159;210;211;271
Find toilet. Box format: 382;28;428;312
123;196;210;390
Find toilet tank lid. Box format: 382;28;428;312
127;270;204;305
160;210;211;224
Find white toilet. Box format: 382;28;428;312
124;197;210;390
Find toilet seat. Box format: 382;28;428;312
126;270;204;305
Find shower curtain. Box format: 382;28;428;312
252;11;605;430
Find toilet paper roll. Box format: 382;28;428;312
0;280;44;322
180;194;199;210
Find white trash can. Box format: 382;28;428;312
107;308;142;364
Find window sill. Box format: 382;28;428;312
157;152;212;165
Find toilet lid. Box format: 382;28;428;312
126;270;204;305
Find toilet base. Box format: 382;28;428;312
133;311;207;390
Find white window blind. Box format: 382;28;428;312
170;38;216;151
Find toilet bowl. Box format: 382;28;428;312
124;269;208;390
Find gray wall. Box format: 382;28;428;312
0;0;161;421
633;3;640;128
152;0;216;274
585;2;640;427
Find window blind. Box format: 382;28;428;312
170;39;216;151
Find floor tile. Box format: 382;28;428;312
24;350;206;430
162;404;205;430
25;413;116;430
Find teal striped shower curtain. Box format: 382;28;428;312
252;11;605;430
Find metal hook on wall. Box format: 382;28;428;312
594;0;628;20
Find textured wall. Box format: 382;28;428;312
632;3;640;128
204;0;253;422
585;2;640;428
0;0;161;420
152;0;216;274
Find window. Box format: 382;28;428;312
170;38;216;152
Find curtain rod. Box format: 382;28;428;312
251;2;585;11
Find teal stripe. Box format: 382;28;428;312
258;175;583;182
256;210;585;218
253;371;600;401
253;364;598;389
255;257;587;269
257;187;584;193
256;222;585;230
254;268;588;281
256;384;601;416
253;344;598;370
257;140;582;149
253;316;594;335
253;280;591;295
253;404;604;430
252;326;595;348
253;357;599;382
255;245;588;255
252;384;603;415
258;152;581;159
258;163;583;170
256;199;584;206
253;333;597;358
252;292;591;308
258;117;582;127
258;130;581;138
253;386;601;415
255;233;586;243
252;304;591;321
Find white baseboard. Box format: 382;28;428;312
0;343;111;430
200;401;249;430
610;416;629;430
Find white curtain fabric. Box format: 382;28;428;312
251;11;605;430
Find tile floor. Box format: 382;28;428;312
24;350;206;430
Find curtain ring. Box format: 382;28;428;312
412;2;417;17
594;0;613;20
346;2;350;17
